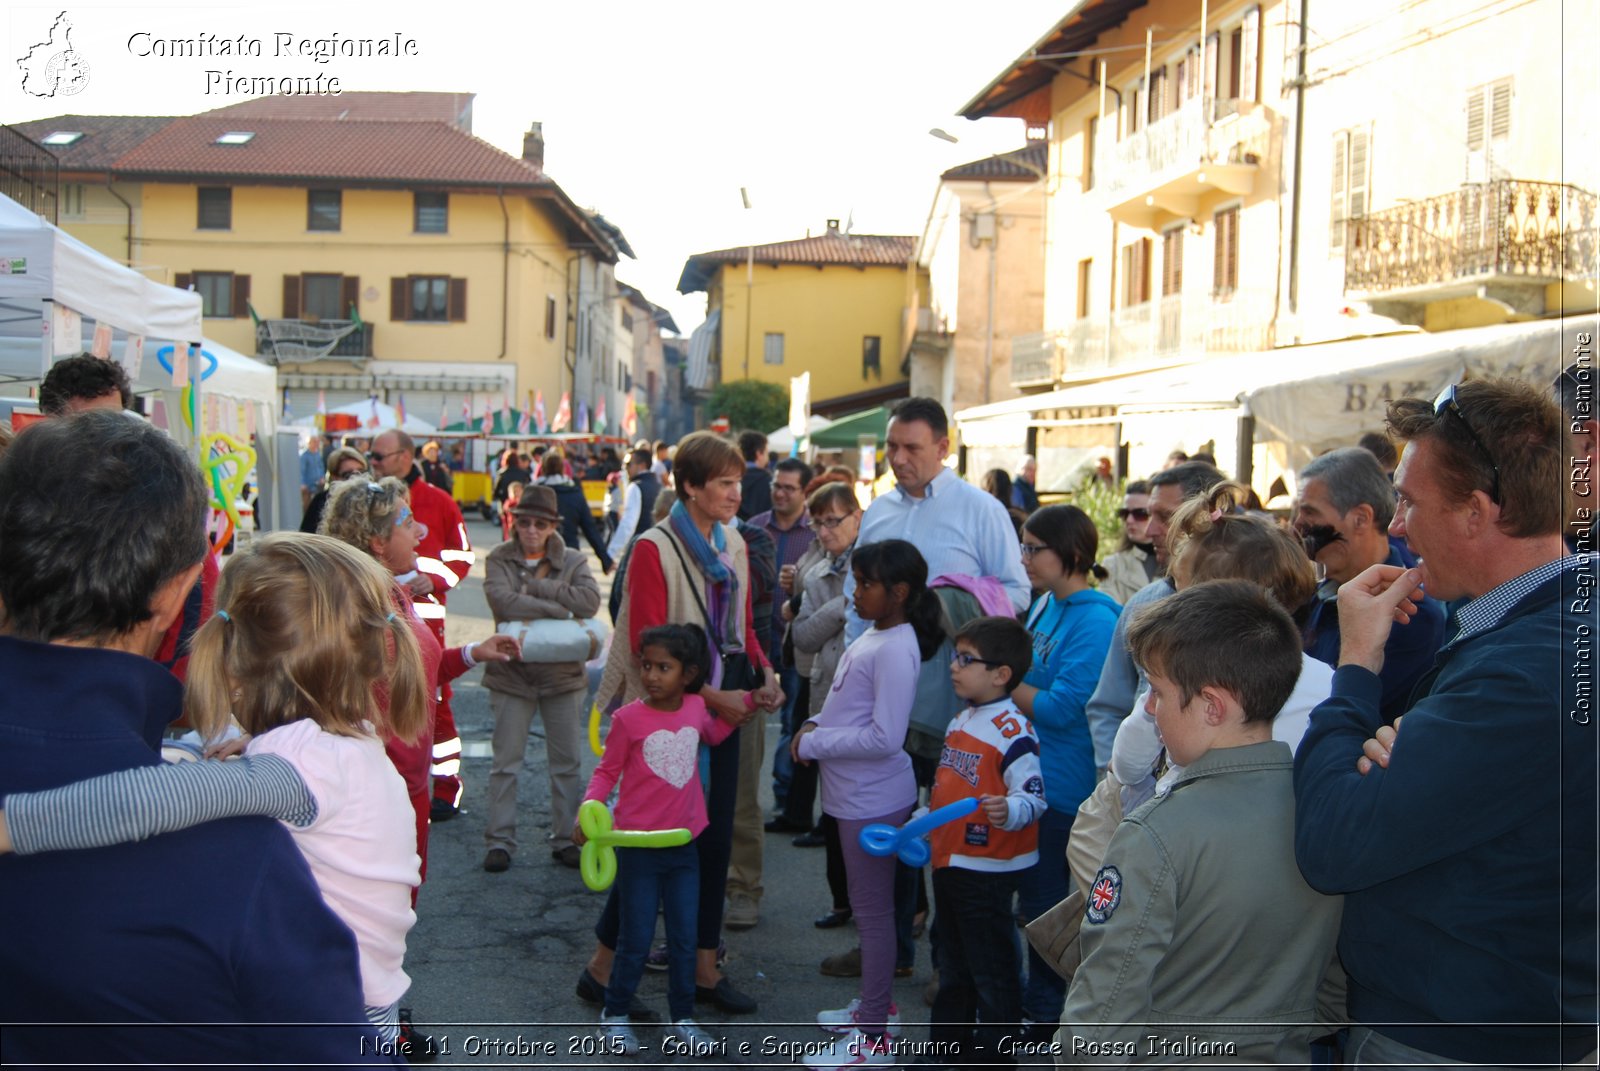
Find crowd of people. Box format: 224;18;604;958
0;353;1595;1069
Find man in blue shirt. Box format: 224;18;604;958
299;432;324;509
1294;446;1445;722
0;412;395;1065
1294;378;1597;1069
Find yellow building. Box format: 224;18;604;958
677;221;917;416
17;99;629;424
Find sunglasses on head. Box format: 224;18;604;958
1433;383;1502;505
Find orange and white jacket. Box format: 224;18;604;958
928;697;1046;872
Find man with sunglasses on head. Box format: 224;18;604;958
1294;377;1597;1070
369;427;477;822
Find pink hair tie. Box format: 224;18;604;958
1209;508;1226;522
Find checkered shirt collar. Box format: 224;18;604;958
1450;553;1596;646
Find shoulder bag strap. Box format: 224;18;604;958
658;529;718;644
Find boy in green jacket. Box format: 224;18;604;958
1059;580;1343;1066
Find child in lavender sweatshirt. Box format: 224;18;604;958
791;539;945;1070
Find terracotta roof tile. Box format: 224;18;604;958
941;141;1048;182
202;92;474;130
12;115;179;172
678;231;914;293
110;116;544;188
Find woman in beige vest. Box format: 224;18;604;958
580;432;781;1020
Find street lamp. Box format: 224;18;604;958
740;188;754;380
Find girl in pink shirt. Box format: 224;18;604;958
0;535;436;1043
576;624;733;1057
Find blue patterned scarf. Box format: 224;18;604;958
668;500;742;651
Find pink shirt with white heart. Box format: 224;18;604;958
582;695;736;837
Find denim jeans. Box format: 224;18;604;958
1017;806;1076;1024
1348;1026;1598;1071
605;843;699;1022
595;729;740;951
770;666;800;804
931;866;1024;1066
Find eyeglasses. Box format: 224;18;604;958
1433;383;1502;504
814;513;857;530
1116;507;1151;522
514;515;557;530
335;466;367;479
950;651;1001;669
1019;542;1051;559
368;448;406;463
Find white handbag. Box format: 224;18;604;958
497;617;609;663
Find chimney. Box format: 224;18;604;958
523;122;545;171
826;218;840;235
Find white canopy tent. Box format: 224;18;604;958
0;192;278;446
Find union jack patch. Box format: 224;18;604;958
1085;865;1122;925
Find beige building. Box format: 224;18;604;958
950;0;1596;488
912;142;1048;427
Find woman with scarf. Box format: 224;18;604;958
579;432;782;1019
1098;479;1160;605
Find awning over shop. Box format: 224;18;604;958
810;406;891;449
955;317;1588;470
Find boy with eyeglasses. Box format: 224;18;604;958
914;616;1043;1065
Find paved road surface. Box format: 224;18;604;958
402;518;972;1067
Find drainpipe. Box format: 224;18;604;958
1287;0;1309;332
496;188;509;360
983;183;997;406
106;182;134;266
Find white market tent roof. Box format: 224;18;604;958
0;191;201;347
955;316;1590;472
0;192;278;441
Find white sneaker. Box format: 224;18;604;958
803;1027;896;1069
666;1019;725;1058
598;1014;639;1056
817;997;902;1037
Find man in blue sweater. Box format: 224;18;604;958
0;412;396;1065
1294;378;1597;1069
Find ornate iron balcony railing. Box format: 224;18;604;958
1345;180;1597;294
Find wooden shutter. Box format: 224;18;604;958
231;274;251;318
1148;68;1167;123
1330;134;1348;249
1162;229;1184;295
1214;208;1239;294
341;276;360;320
1077;258;1093;319
391;277;407;321
281;275;300;320
1348;130;1370;228
1205;33;1219;110
1240;6;1260;102
1490;81;1511;141
447;277;467;322
175;272;192;291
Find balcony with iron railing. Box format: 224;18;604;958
1344;180;1598;317
1010;287;1274;390
1094;97;1276;230
254;318;374;363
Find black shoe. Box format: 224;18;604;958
483;848;511;873
694;977;757;1015
575;968;661;1022
429;799;458;823
764;815;810;834
396;1008;436;1063
791;829;826;848
813;908;853;929
552;844;581;868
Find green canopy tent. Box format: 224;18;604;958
807;406;891;449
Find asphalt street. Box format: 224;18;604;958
400;517;958;1068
